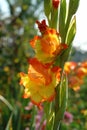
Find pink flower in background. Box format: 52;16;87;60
24;102;33;111
25;127;30;130
35;108;46;130
63;111;73;125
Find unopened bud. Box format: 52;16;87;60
52;0;60;9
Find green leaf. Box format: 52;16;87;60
61;0;80;43
68;0;80;17
44;102;54;130
59;17;76;64
59;0;67;41
50;8;58;29
44;0;51;19
5;112;13;130
44;0;59;29
0;95;14;111
53;75;68;130
66;16;76;45
60;74;68;108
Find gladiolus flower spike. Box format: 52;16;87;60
19;20;68;107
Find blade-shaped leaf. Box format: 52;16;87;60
59;0;67;41
53;74;68;130
0;95;13;111
44;0;51;19
5;112;13;130
66;16;76;45
68;0;80;18
44;102;54;130
50;8;58;29
60;74;68;108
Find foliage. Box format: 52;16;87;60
0;0;42;129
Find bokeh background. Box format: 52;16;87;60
0;0;87;130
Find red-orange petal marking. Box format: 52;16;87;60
51;66;61;82
81;61;87;68
22;93;29;99
28;65;45;85
51;66;61;73
29;58;52;85
41;35;59;55
30;36;40;48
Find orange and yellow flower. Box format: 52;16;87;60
64;61;87;91
20;58;61;106
64;62;77;74
68;76;83;91
30;20;67;63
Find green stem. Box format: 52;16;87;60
53;76;63;130
44;102;54;130
53;72;68;130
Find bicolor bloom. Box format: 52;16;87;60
81;61;87;68
19;58;61;106
64;62;77;74
68;76;83;91
76;67;87;78
64;61;87;91
76;62;87;77
30;20;67;63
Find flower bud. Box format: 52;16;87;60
52;0;60;9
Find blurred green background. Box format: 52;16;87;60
0;0;87;130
